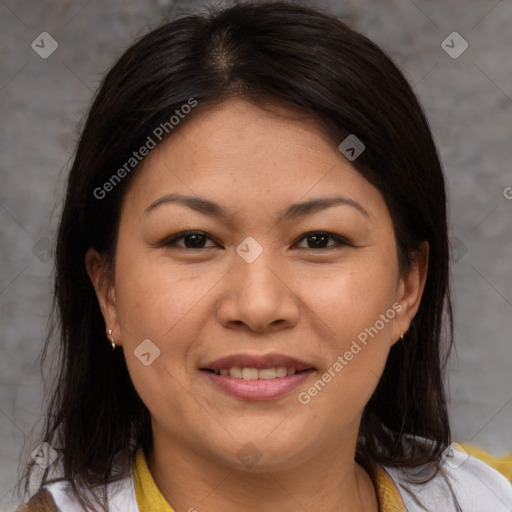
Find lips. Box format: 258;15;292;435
201;353;315;372
200;353;316;400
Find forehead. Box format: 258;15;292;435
121;98;387;222
152;98;340;171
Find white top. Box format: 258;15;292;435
31;443;512;511
385;444;512;511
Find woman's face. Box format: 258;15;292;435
87;98;426;471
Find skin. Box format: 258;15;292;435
86;98;428;512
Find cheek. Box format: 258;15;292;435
297;256;398;407
305;254;398;341
114;245;208;340
112;246;218;388
112;250;206;429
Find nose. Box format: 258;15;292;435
216;250;300;333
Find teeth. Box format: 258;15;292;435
229;367;243;378
213;366;297;380
242;368;259;380
276;367;288;377
259;368;276;380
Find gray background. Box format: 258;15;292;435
1;0;511;510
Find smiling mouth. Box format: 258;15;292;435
202;367;314;380
200;366;316;401
200;353;316;399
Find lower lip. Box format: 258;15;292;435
201;369;315;400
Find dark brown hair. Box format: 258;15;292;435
18;2;453;510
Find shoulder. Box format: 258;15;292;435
383;442;512;512
15;473;139;512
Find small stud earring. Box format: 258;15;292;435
400;331;404;340
108;329;115;350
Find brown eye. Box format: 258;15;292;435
295;231;350;250
163;231;217;249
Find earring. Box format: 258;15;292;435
400;331;404;340
108;329;116;350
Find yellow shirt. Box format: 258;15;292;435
460;444;512;482
133;447;405;511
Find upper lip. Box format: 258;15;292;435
201;353;315;372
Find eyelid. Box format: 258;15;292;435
294;231;352;249
160;230;219;248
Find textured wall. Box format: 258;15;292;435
1;0;511;510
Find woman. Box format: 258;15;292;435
15;1;512;511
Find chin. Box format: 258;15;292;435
208;439;310;473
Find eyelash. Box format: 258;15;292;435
161;230;351;251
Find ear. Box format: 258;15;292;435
392;241;429;344
84;248;121;346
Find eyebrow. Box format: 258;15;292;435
143;193;370;221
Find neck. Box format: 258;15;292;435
146;426;378;512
